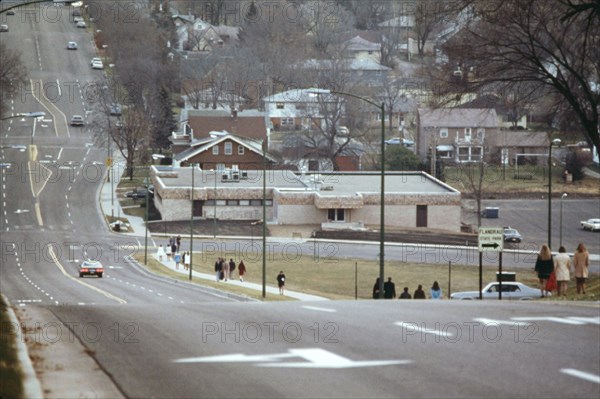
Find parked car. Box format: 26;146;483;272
384;137;415;146
503;227;523;243
109;103;122;116
67;41;78;50
0;25;8;32
126;188;149;200
581;218;600;231
91;60;104;69
109;220;130;232
79;260;104;278
450;282;546;300
76;21;86;28
73;16;84;23
6;10;15;15
90;57;102;66
70;115;84;126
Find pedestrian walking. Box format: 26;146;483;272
229;258;236;280
176;235;181;252
430;281;443;299
215;258;222;281
413;284;426;299
222;257;229;281
171;243;177;260
573;243;589;294
277;271;286;295
156;245;165;261
165;242;172;261
534;244;554;297
183;251;190;271
554;246;572;297
174;252;181;270
399;287;411;299
238;260;246;282
383;277;396;299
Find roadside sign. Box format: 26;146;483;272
478;227;503;252
106;157;112;166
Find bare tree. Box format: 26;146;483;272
110;106;152;180
0;42;27;117
438;0;599;155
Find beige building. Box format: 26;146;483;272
151;167;462;232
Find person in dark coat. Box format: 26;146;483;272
383;277;396;299
399;287;412;299
214;258;222;281
238;261;246;282
413;284;426;299
277;271;286;295
534;244;554;296
373;278;382;299
176;235;181;252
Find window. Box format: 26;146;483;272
276;103;284;109
250;199;262;206
439;128;448;138
226;200;238;206
216;200;226;206
477;128;485;140
212;145;219;155
464;128;472;142
239;200;250;206
224;142;232;155
281;117;294;126
238;145;245;155
328;209;345;222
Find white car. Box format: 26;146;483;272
79;260;104;278
581;218;600;231
67;41;78;50
450;282;546;300
91;60;104;70
76;21;86;28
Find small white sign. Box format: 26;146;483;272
478;227;503;252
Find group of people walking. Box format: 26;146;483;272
214;257;246;282
535;242;590;297
156;236;191;271
373;278;443;299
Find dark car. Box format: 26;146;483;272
503;227;523;243
109;103;122;116
126;188;149;200
79;260;104;278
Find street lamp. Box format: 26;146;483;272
559;193;567;247
189;163;197;280
308;88;386;298
144;154;165;264
547;138;561;249
210;169;217;238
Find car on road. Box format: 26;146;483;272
67;41;78;50
76;21;86;28
73;16;84;23
126;188;150;200
0;25;8;32
503;227;523;243
91;59;104;70
79;260;104;278
450;282;546;300
6;10;15;15
70;115;84;126
581;218;600;231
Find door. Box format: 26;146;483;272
416;205;427;227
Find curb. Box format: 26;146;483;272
1;294;44;399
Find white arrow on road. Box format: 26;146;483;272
173;348;411;369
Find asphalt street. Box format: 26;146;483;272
0;3;598;399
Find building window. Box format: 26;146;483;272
227;200;238;206
440;128;448;138
216;200;226;206
281;117;294;126
477;128;485;140
328;208;345;222
250;199;262;206
224;142;232;155
276;103;284;109
212;145;219;155
238;145;245;155
464;128;472;142
239;200;250;206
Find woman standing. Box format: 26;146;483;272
430;281;442;299
238;261;246;282
573;243;589;294
534;244;554;297
277;271;286;295
554;246;572;297
156;245;165;261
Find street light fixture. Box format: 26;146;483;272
559;193;567;247
547;138;561;249
308;88;386;298
144;154;165;265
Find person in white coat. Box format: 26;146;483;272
554;246;572;297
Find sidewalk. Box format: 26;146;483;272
148;253;329;301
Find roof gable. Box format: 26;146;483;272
419;108;498;128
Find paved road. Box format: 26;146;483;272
1;5;599;399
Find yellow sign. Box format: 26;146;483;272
106;158;113;167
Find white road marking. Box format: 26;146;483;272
560;368;600;384
302;305;336;313
395;321;455;337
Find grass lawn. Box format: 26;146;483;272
0;296;24;399
134;249;600;301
